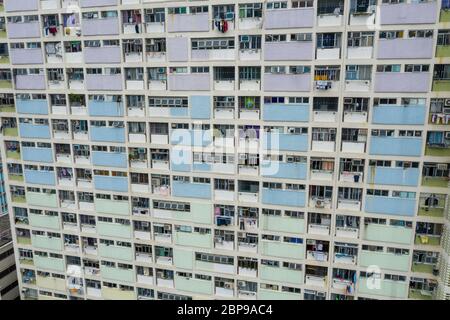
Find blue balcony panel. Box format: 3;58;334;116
193;162;211;172
24;170;56;186
263;104;309;122
92;151;127;168
88;101;124;117
90;127;125;143
171;129;212;147
19;123;51;139
262;189;306;207
172;181;211;199
94;176;128;192
367;167;420;187
169;107;189;118
369;136;422;157
22;147;53;163
263;133;308;152
261;161;307;180
365;196;416;217
372;105;426;125
190;96;211;119
16;99;48;115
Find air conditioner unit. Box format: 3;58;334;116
224;282;233;289
142;222;150;227
444;99;450;107
437;163;448;170
288;128;296;134
344;98;353;104
237;280;246;287
317;292;326;298
112;122;123;128
315;200;324;208
445;132;450;139
68;213;75;219
286;156;294;163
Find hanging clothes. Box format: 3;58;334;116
222;20;228;33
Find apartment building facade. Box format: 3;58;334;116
0;0;449;300
0;155;18;300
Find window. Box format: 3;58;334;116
379;31;403;39
239;3;263;18
376;64;401;72
266;2;288;9
404;64;429;73
265;34;287;42
239;35;261;50
291;33;312;42
348;32;374;47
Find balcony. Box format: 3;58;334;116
364;195;416;217
258;289;301;300
168;74;210;91
33;255;64;272
167;13;209;33
363;223;414;244
36;275;66;292
10;48;43;65
28;212;60;230
264;8;314;29
262;189;306;208
260;265;303;285
19;123;51;140
379;2;437;25
260;161;307;180
377;39;433;59
15;74;46;90
262;103;309;122
432;79;450;91
372;105;426;125
102;287;136;300
98;243;133;261
86;74;123;91
84;47;121;64
100;265;134;283
415;234;441;247
174;275;213;295
16;99;48;115
7;22;40;39
24;170;56;186
263;133;308;152
264;74;311;92
97;222;132;239
22;147;53;163
82;18;119;36
93;175;128;192
369;136;422;157
31;234;63;251
190;96;211;119
359;250;410;272
260;214;305;234
4;0;39;11
154;203;212;225
374;72;430;93
80;0;118;6
90;126;125;143
26;191;58;208
358;277;408;299
264;41;313;61
174;230;212;249
367;167;420;187
260;240;305;260
92;151;127;168
172;181;211;200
